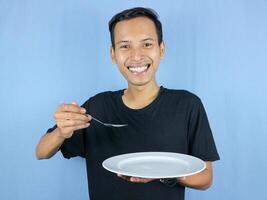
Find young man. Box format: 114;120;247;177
36;7;219;200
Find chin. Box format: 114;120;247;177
128;79;152;87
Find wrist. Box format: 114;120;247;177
54;127;67;140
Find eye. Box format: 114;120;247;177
143;43;152;48
119;44;130;49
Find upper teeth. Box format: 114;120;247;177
128;65;149;73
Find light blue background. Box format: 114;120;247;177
1;0;267;199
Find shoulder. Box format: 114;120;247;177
162;88;201;104
91;90;121;100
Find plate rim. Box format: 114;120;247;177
102;152;206;179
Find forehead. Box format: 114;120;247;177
114;17;158;42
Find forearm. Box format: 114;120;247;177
35;127;65;160
177;162;213;190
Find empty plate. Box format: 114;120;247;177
102;152;206;179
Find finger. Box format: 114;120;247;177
55;112;90;121
58;103;86;114
117;174;131;182
177;176;186;181
57;120;89;128
72;123;90;131
87;114;92;121
130;177;154;183
117;174;154;183
61;123;90;135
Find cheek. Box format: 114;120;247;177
150;51;161;64
115;53;127;66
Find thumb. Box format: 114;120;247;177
177;176;186;182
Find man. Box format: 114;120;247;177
36;7;219;200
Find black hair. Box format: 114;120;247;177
108;7;163;48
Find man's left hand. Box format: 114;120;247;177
117;174;155;183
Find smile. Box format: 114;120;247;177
127;64;151;73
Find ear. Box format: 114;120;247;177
159;41;165;59
110;47;116;64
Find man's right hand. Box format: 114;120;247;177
54;102;91;139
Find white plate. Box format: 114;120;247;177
102;152;206;179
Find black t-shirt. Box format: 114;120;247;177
47;86;220;200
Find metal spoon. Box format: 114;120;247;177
90;116;128;128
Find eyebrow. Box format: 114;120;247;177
116;40;130;45
115;38;155;45
141;38;155;42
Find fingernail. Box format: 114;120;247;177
87;114;92;120
81;108;86;113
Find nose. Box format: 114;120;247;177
130;48;143;60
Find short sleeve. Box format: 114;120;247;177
60;129;85;159
45;100;90;159
188;97;220;161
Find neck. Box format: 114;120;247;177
122;81;160;109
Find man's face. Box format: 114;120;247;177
110;17;165;87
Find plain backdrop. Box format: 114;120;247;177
1;0;267;200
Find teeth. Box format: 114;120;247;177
128;65;149;73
